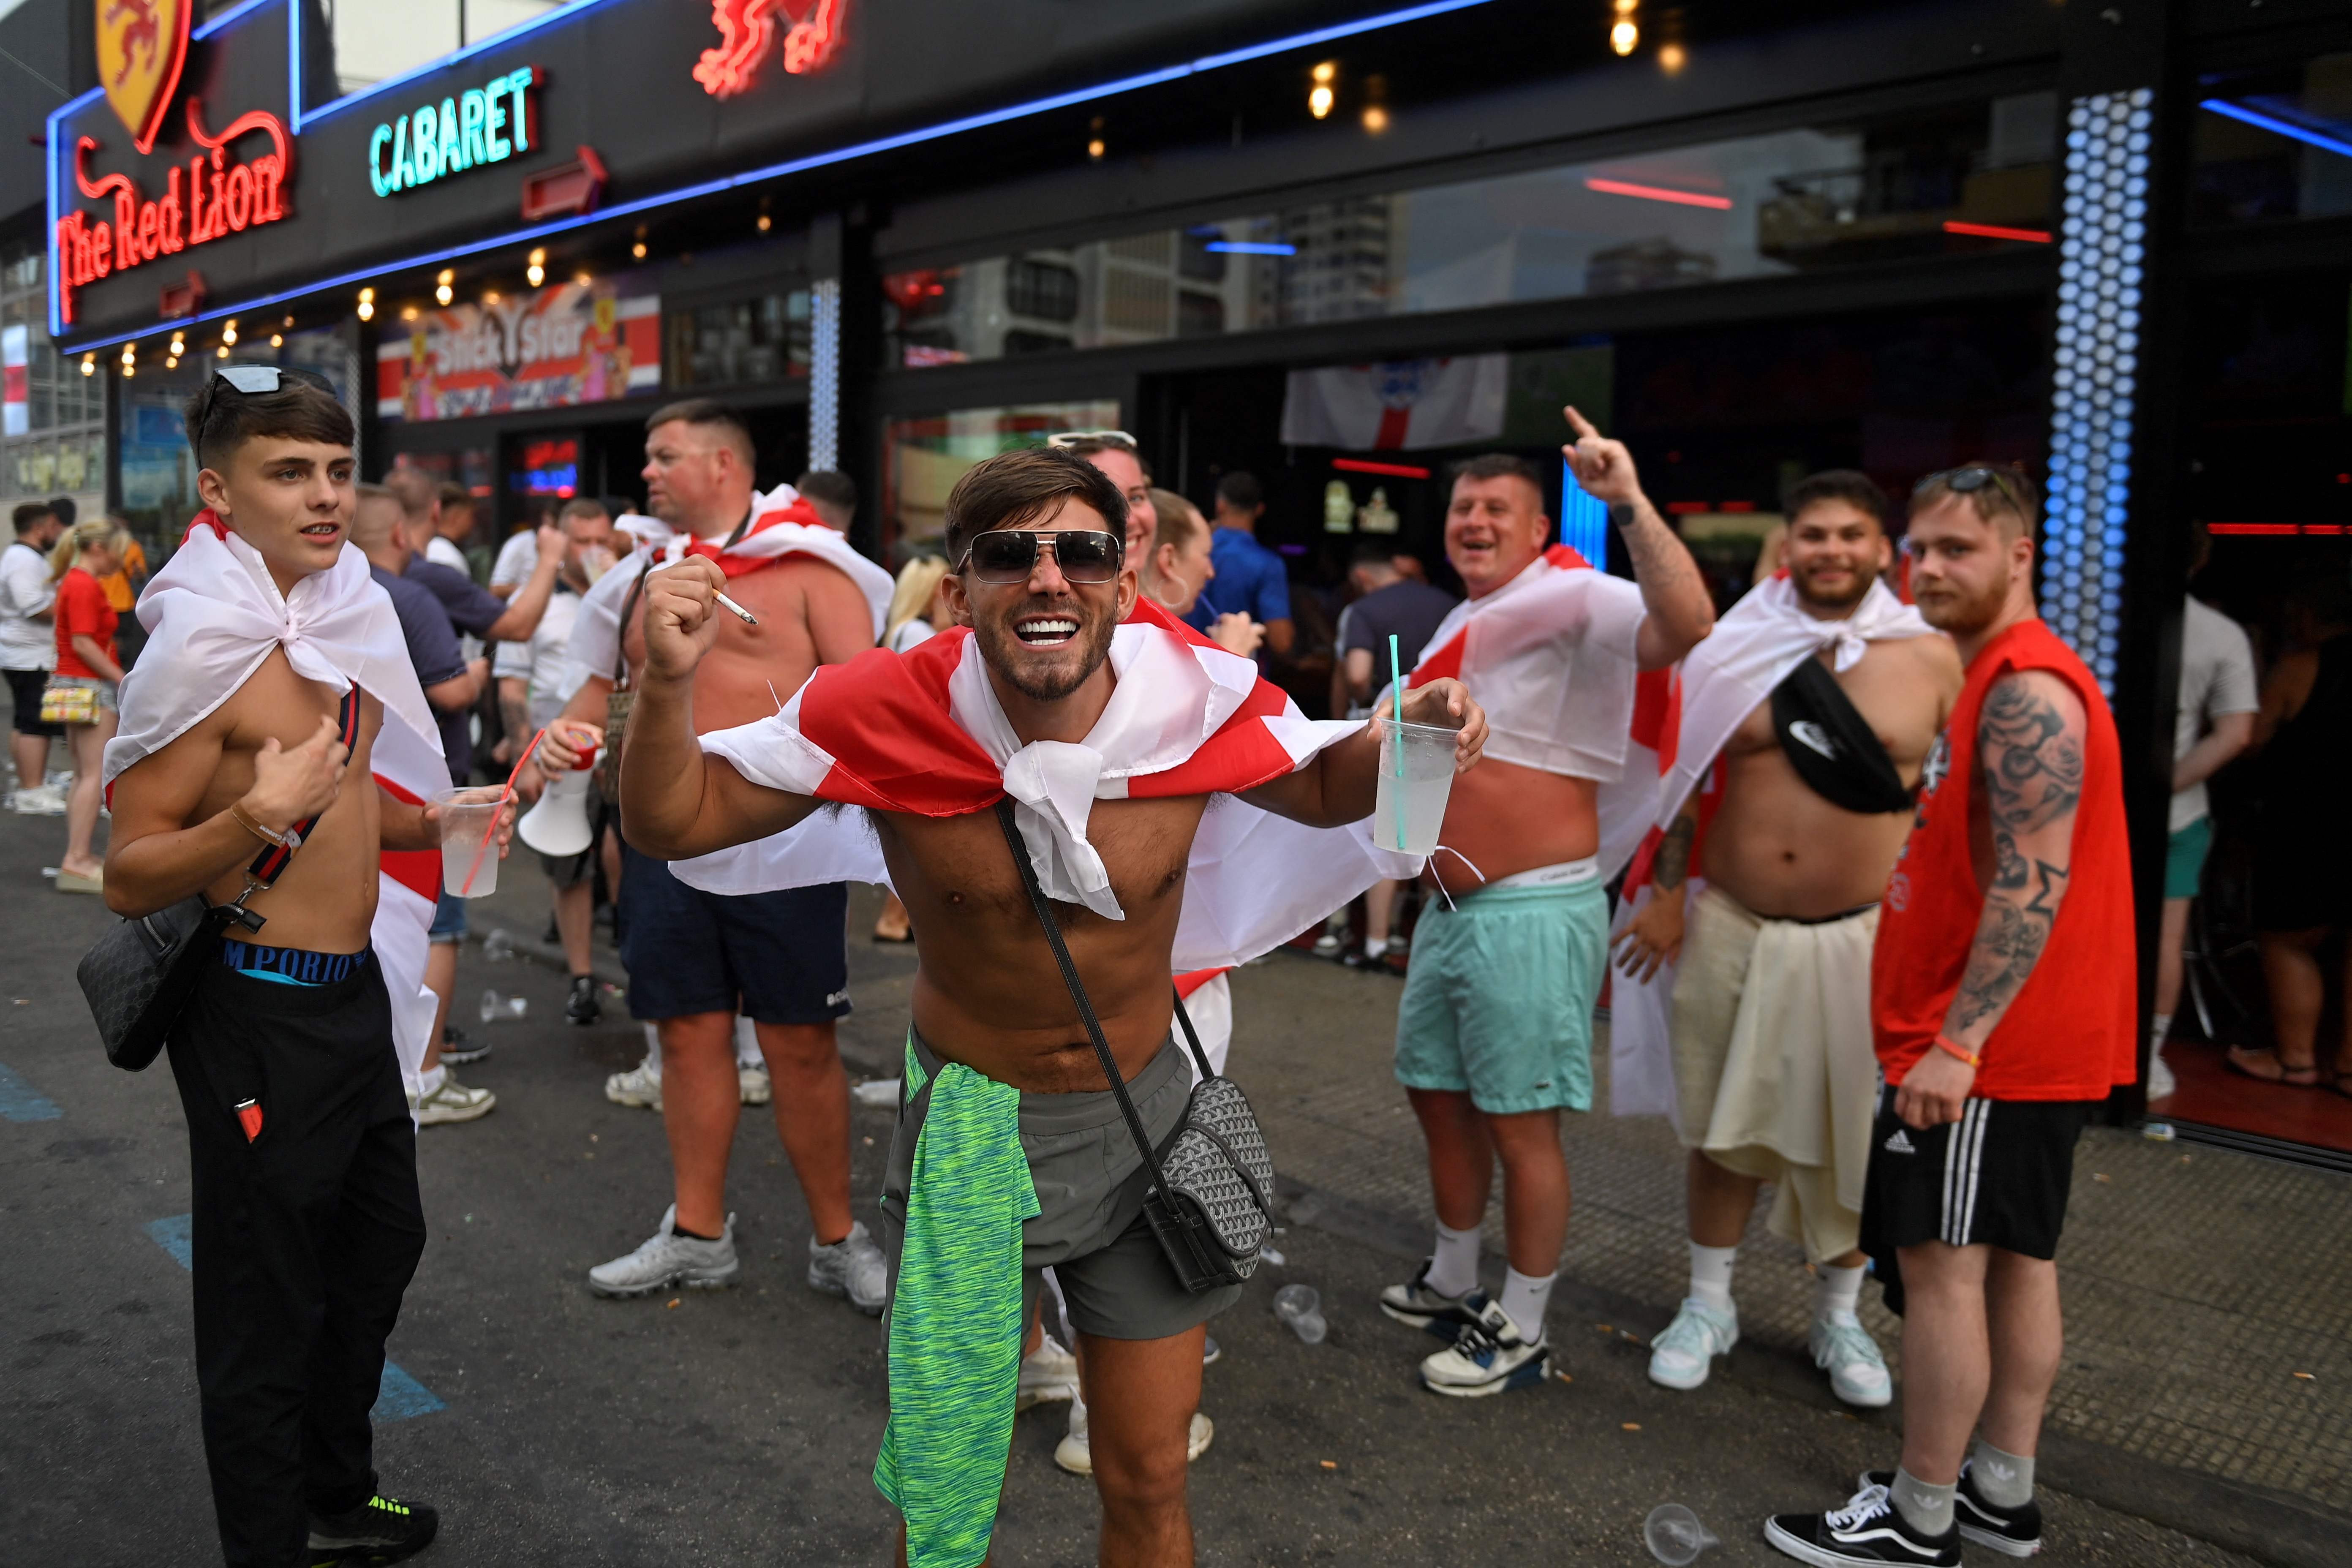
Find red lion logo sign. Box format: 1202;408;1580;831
694;0;845;99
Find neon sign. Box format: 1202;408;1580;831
370;67;540;197
694;0;845;99
54;98;293;326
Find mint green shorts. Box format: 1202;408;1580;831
1394;879;1608;1114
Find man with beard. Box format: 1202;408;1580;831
1612;471;1958;1408
1764;464;2134;1568
620;447;1484;1567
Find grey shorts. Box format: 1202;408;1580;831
878;1028;1241;1342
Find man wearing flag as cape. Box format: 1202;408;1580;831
1609;471;1959;1409
621;447;1485;1568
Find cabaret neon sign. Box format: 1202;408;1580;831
53;99;293;326
370;66;540;198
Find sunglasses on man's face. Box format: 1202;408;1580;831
958;528;1124;585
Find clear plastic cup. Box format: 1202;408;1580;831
436;784;507;898
1375;719;1461;857
480;990;528;1024
1273;1282;1327;1344
1642;1504;1720;1565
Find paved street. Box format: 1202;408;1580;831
2;802;2343;1566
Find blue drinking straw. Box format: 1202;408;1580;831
1389;633;1407;851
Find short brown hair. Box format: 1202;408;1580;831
796;470;858;513
1784;469;1888;529
942;448;1128;565
1451;453;1547;499
384;466;438;523
645;397;754;465
437;483;474;515
557;496;610;526
182;371;352;470
1914;461;2038;536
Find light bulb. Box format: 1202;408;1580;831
1087;136;1105;159
81;355;95;376
632;241;647;259
216;344;229;359
757;213;772;232
1309;84;1334;119
1312;60;1337;84
1362;105;1389;133
221;319;238;346
166;356;179;369
1611;19;1638;54
573;271;593;287
436;284;454;305
1658;41;1685;73
527;248;547;286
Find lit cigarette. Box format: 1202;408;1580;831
714;591;758;626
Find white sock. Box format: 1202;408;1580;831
1427;1219;1482;1297
2149;1012;2172;1054
417;1063;448;1097
734;1015;762;1069
643;1024;662;1075
1363;936;1388;958
1498;1267;1556;1339
1688;1241;1738;1314
1815;1262;1866;1320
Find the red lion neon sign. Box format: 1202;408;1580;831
694;0;845;99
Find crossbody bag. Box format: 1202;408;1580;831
994;799;1275;1293
76;687;361;1072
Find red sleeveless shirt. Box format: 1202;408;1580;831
1873;618;2137;1100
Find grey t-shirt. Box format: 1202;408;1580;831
2172;596;2257;833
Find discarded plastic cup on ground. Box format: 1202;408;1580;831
482;929;514;963
1375;718;1460;858
1273;1282;1327;1344
436;784;507;898
1642;1504;1720;1565
480;990;528;1025
852;1078;902;1108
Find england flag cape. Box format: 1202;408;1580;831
677;597;1422;972
1404;544;1663;881
102;514;449;1103
560;483;894;703
1605;574;1935;1119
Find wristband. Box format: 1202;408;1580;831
1933;1034;1982;1069
228;801;289;849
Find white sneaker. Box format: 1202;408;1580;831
588;1204;739;1297
1017;1333;1081;1410
411;1073;495;1124
1052;1396;1214;1476
738;1062;772;1105
2147;1048;2177;1102
5;785;66;816
1419;1292;1549;1397
1647;1297;1740;1391
1810;1310;1893;1408
604;1059;662;1111
807;1220;888;1315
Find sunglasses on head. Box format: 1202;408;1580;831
1915;464;2029;515
1045;430;1137;451
212;364;335;397
957;528;1124;585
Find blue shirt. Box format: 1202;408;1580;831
1187;528;1291;632
371;564;471;784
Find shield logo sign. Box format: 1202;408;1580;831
98;0;193;154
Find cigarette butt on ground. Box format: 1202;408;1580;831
1621;1422;1642;1432
1320;1460;1337;1470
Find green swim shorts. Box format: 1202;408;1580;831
2165;814;2214;901
1395;877;1609;1114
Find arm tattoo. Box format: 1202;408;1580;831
1949;853;2067;1033
1978;677;2082;833
1947;674;2082;1040
1652;797;1697;889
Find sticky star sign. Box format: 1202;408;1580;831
98;0;193;154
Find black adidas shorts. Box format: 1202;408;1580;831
1859;1083;2096;1315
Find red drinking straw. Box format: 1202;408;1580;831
456;724;547;897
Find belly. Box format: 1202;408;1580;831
1430;759;1598;896
1701;753;1910;920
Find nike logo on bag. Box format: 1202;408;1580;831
1790;720;1838;758
1884;1129;1916;1154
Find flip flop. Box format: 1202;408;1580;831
54;868;104;894
2225;1046;2321;1087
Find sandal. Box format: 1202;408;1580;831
2225;1046;2321;1087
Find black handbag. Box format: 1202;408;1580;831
994;799;1275;1293
77;689;360;1072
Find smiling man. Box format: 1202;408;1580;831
1611;470;1957;1409
618;446;1484;1567
1378;411;1712;1399
101;367;460;1567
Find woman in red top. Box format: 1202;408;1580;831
47;517;130;893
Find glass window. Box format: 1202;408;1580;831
883;93;2055;368
881;398;1121;552
2191;52;2352;226
3;240;109;523
667;289;811;389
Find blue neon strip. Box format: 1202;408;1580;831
2198;98;2352;161
1559;460;1609;572
1204;241;1297;255
54;0;1497;352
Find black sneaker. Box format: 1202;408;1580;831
565;975;602;1026
1765;1481;1960;1566
439;1026;489;1065
1378;1257;1483;1336
1341;946;1393;971
1859;1465;2042;1557
309;1492;439;1564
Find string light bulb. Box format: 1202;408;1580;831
756;213;772;232
216;344;230;359
81;354;95;377
270;333;283;348
1658;41;1685;72
1087;115;1106;161
435;269;455;307
1362;104;1388;133
574;270;593;287
120;342;135;377
357;286;375;322
169;332;186;356
1611;18;1638;54
527;248;547;287
220;318;238;346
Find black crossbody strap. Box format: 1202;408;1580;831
612;564;650;687
994;799;1170;1197
242;686;361;887
1169;985;1214;1082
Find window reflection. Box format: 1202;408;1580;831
2192;52;2352;226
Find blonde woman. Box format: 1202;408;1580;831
46;517;132;892
1143;489;1263;658
871;554;954;941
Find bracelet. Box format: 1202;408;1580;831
1933;1034;1982;1069
228;802;289;849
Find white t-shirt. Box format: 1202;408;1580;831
887;617;936;654
0;540;58;670
2172;596;2258;833
493;587;581;733
424;534;471;575
490;529;539;591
